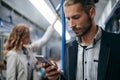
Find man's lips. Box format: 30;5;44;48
73;28;82;33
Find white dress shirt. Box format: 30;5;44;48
76;27;102;80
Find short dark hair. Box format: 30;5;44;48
64;0;99;14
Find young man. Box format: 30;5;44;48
42;0;120;80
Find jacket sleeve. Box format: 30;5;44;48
6;51;18;80
31;26;54;52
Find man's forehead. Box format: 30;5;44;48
64;2;83;10
64;3;83;13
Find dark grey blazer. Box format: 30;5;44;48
63;30;120;80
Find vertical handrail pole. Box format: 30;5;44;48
61;0;66;75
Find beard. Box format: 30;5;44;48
72;15;92;38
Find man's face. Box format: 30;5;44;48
64;3;93;37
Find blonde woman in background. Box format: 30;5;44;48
3;14;59;80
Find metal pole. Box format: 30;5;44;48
61;0;66;75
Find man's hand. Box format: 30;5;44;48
42;60;62;80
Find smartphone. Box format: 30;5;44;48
35;55;58;70
35;55;52;68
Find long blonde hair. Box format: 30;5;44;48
3;23;30;59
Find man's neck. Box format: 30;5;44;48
79;24;98;46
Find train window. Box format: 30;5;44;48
105;2;120;34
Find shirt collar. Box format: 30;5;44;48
76;26;102;47
94;26;102;44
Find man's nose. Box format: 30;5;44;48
69;19;76;28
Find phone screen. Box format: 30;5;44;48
35;55;52;68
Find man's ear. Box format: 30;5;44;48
89;7;96;19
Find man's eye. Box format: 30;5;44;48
66;18;70;21
73;16;80;19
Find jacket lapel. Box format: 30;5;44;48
18;50;28;77
97;31;110;80
68;40;78;80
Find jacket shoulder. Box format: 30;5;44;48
102;30;120;40
7;50;17;57
102;30;120;47
66;40;78;47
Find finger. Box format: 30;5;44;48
45;65;57;73
46;70;59;77
50;60;58;69
46;68;62;77
46;71;60;80
57;68;63;73
41;63;53;72
47;74;59;80
50;60;56;66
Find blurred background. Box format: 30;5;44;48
0;0;120;79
